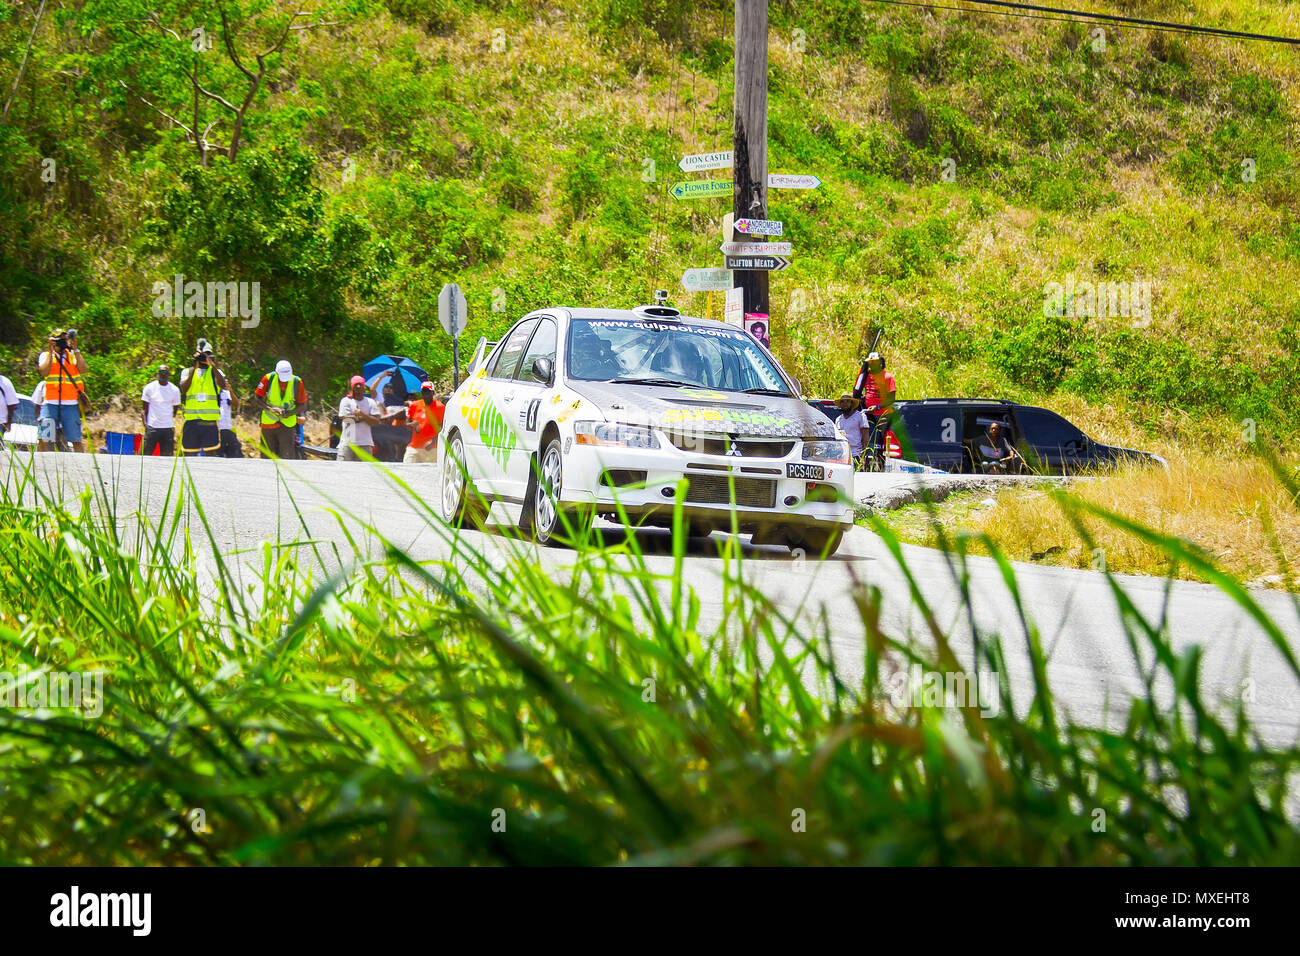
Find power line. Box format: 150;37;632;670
868;0;1300;46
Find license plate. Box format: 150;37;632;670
787;462;824;480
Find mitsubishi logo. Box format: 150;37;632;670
726;438;742;457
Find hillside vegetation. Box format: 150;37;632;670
1;0;1297;451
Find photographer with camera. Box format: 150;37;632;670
36;327;88;453
177;341;227;456
253;359;307;459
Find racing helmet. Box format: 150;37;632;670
655;337;705;381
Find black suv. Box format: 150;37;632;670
808;397;1166;475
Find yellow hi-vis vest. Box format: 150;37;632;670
183;367;220;421
44;353;85;403
260;375;300;427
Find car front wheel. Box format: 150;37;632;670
524;437;591;546
789;525;844;558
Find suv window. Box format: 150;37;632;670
1015;407;1085;448
514;318;557;383
488;319;539;380
897;404;963;443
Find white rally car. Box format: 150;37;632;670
438;303;854;556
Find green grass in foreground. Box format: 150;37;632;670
0;455;1298;865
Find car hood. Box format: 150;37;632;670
566;380;836;439
1098;443;1168;469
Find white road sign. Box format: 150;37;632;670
678;150;734;172
768;173;822;190
724;286;744;327
719;240;793;256
735;218;784;236
681;267;733;292
439;282;467;338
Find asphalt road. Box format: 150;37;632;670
6;452;1300;749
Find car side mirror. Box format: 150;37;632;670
790;377;802;397
532;357;553;385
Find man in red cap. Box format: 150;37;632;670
401;381;444;463
337;374;383;462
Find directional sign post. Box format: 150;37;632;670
768;173;822;190
678;150;734;172
720;240;793;257
439;282;467;387
670;180;732;200
681;267;734;293
735;218;784;236
724;255;790;272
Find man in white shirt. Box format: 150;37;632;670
141;365;181;456
338;374;383;461
836;393;868;469
0;373;19;435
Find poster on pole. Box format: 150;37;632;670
744;312;771;350
724;287;744;328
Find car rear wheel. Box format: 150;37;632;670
522;437;592;546
441;431;484;529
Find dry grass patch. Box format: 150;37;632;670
878;457;1300;588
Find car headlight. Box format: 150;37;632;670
573;421;661;449
803;439;850;464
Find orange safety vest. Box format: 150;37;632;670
44;352;85;403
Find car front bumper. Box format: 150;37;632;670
559;439;854;534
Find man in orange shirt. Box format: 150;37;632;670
853;351;898;469
402;381;444;463
36;328;87;453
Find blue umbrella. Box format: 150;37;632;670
362;355;428;397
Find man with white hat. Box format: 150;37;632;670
253;359;307;459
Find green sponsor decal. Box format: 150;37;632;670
663;407;793;428
479;396;516;469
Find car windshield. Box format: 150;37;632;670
566;318;791;395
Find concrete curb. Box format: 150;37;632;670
853;473;1075;513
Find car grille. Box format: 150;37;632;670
666;433;795;458
682;474;776;508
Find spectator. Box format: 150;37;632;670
835;393;868;469
65;329;89;375
373;382;407;461
141;365;181;456
253;360;306;460
36;328;87;453
0;371;18;437
338;375;383;462
854;351;897;468
177;348;227;456
978;421;1022;474
218;386;243;458
402;381;444;463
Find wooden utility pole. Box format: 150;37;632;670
732;0;768;316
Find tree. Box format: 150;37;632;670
79;0;358;166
